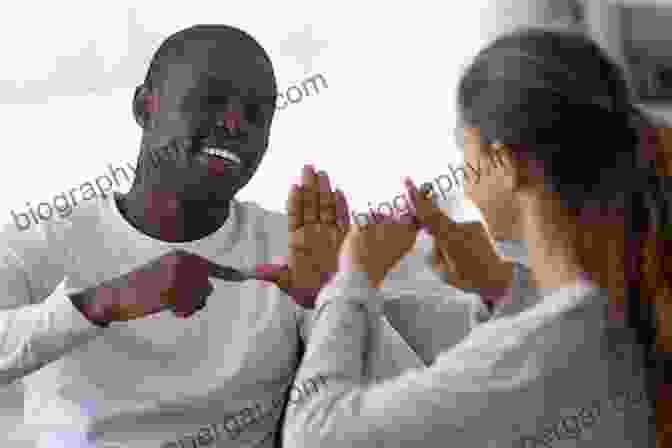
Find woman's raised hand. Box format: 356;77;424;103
405;177;513;299
257;165;350;308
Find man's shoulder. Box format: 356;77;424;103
235;199;287;233
0;194;114;255
237;199;286;219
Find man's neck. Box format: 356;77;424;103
116;189;231;243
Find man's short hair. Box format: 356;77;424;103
144;24;274;90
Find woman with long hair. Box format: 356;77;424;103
281;25;671;447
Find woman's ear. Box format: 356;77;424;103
490;141;520;190
132;84;157;130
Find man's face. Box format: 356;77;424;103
140;35;277;202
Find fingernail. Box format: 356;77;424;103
403;176;417;191
317;171;331;190
255;263;286;277
403;178;419;207
303;164;316;175
335;189;347;220
404;191;417;213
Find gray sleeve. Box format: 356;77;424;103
381;238;535;365
382;292;474;365
0;224;105;385
282;270;527;448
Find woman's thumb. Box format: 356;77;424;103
403;177;450;238
253;263;320;309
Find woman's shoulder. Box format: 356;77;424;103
429;283;653;447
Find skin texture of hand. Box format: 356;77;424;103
71;249;249;325
338;208;420;289
405;177;514;300
258;165;350;308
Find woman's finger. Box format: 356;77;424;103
404;177;458;240
432;249;457;284
287;184;303;233
317;171;337;225
335;188;350;234
301;164;320;225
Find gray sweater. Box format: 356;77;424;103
283;263;655;448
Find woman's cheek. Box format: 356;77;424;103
464;178;488;214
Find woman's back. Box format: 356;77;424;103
429;268;654;447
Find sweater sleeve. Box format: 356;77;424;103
0;224;106;385
282;265;591;448
284;262;654;448
282;270;485;448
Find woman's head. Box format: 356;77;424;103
456;26;636;240
456;25;672;445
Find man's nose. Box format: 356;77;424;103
215;111;241;133
215;99;244;133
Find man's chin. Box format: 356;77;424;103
175;185;239;204
203;187;240;202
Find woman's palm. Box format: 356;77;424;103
271;166;350;308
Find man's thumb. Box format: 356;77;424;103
254;263;292;290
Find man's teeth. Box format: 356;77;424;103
201;147;241;164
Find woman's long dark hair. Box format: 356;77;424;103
457;26;671;446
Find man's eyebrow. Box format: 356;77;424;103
198;92;276;107
182;85;276;102
249;92;278;105
235;86;277;101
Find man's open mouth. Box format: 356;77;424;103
195;143;245;176
200;146;242;165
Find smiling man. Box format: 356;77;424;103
0;24;428;448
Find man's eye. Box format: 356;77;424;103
245;103;263;125
206;95;229;105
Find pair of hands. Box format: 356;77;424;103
75;165;511;325
261;166;512;304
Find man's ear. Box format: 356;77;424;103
132;84;157;129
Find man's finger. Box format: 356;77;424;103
255;264;292;292
301;164;319;224
174;283;213;318
287;184;303;232
205;260;249;281
193;282;214;307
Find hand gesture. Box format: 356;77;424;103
74;249;254;324
405;177;513;299
338;202;419;289
259;165;350;308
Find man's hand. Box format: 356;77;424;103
69;249;249;325
406;177;513;300
259;165;350;308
